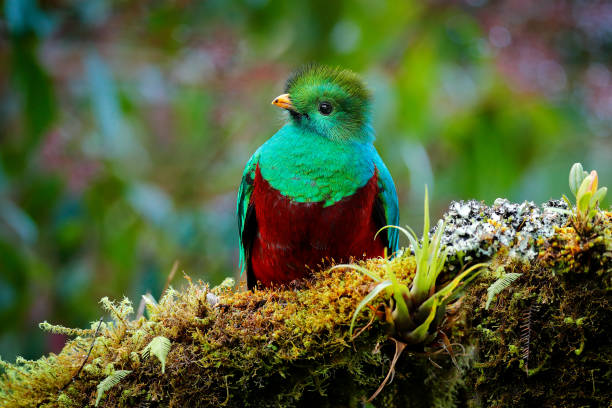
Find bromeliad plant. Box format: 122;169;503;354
335;187;486;400
345;187;484;345
563;163;607;234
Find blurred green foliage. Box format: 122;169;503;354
0;0;610;360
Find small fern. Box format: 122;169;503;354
485;273;522;310
95;369;131;406
141;336;171;374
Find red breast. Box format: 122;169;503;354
250;165;385;287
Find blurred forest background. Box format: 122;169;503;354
1;0;611;361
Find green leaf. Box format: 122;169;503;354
403;298;438;344
591;187;607;207
425;220;447;289
485;272;522;309
576;175;593;203
561;195;573;210
569;163;586;197
95;370;131;406
330;264;382;283
391;283;413;331
577;191;592;214
416;263;487;319
380;224;419;252
350;280;393;336
422;186;430;244
141;336;171;374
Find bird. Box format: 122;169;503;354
237;64;399;289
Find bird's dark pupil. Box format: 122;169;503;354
318;102;333;115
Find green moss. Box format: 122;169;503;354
0;255;464;407
1;210;609;407
461;211;611;407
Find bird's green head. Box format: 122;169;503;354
272;65;373;142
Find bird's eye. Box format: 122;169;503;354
318;101;333;115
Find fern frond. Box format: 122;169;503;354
142;336;171;374
485;273;522;310
95;369;131;406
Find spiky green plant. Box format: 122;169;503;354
340;187;485;346
334;187;486;401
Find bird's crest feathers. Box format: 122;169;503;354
284;64;371;104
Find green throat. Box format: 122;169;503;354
257;122;377;207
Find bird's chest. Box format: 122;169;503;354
258;136;374;206
250;165;383;285
253;164;378;244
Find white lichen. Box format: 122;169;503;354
439;199;569;262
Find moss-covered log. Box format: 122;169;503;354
461;225;611;407
1;200;610;408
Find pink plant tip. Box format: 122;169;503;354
588;170;598;193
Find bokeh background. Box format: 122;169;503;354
1;0;611;361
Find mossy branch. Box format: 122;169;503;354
0;202;610;408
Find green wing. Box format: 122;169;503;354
372;150;400;254
237;150;260;277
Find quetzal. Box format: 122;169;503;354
237;65;399;289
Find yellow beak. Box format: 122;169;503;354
271;93;295;111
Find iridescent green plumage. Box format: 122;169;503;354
237;65;399;286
